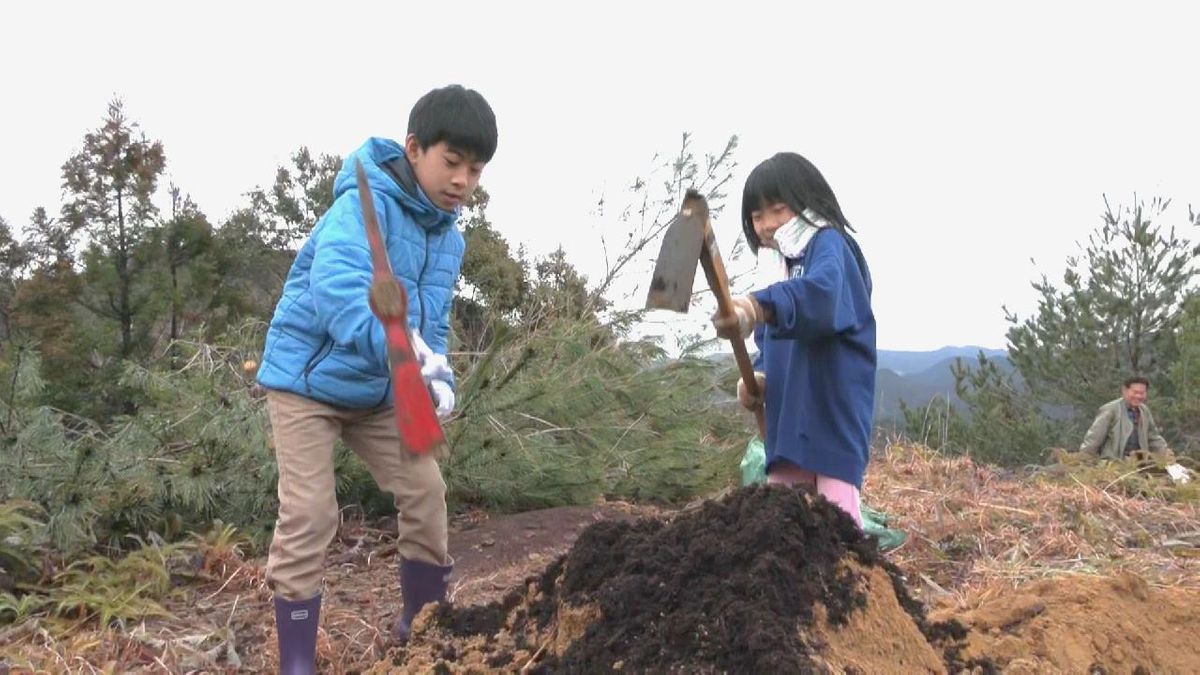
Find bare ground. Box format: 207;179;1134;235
3;444;1198;673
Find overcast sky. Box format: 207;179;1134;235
2;1;1197;352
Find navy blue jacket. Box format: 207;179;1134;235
751;229;876;488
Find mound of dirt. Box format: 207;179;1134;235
933;572;1200;674
369;485;969;674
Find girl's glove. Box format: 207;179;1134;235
711;295;763;341
737;372;766;411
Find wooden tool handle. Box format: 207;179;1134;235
355;158;446;456
698;222;767;440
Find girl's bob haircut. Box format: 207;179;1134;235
741;152;853;253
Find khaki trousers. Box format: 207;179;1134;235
264;390;448;601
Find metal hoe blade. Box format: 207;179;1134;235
645;193;709;313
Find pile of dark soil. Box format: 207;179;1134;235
370;485;978;674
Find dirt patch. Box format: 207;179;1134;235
933;572;1200;674
810;563;946;673
371;485;958;673
10;444;1199;673
445;502;658;607
110;502;657;673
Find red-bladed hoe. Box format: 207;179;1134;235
355;158;447;456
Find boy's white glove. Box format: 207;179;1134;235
411;332;453;384
410;332;455;419
429;380;455;419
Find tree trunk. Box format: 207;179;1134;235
170;257;179;342
116;189;132;357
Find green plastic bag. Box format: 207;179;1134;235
740;436;769;486
861;505;907;551
738;436;907;551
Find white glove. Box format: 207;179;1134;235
411;331;434;362
1167;463;1192;484
711;295;762;341
411;332;453;384
737;372;766;411
411;332;454;419
429;380;455;419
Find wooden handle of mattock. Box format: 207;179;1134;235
698;221;767;440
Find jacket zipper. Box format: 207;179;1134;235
417;232;432;332
302;338;334;393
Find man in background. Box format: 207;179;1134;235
1079;376;1171;460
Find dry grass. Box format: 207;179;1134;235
0;514;410;673
867;442;1200;609
0;523;269;673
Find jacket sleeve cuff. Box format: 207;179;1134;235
751;289;776;324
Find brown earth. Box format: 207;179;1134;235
0;501;662;673
6;450;1200;674
367;485;968;674
809;564;948;674
932;572;1200;674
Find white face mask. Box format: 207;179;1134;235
770;209;826;259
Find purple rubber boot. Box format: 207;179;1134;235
273;594;321;674
392;557;453;642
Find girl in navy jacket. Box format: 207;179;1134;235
713;152;876;527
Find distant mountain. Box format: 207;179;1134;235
875;350;1013;424
698;344;1013;426
877;346;1006;376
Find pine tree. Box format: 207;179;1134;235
0;216;29;340
454;186;529;351
61;99;167;359
246;146;340;249
23;207;72;270
914;196;1199;464
1005;196;1197;414
138;186;217;356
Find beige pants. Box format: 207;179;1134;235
265;390;449;601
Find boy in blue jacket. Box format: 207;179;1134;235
255;84;497;673
712;152;875;528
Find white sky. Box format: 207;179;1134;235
2;1;1197;351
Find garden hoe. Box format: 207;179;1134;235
355;158;448;457
646;190;767;439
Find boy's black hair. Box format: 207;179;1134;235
1124;376;1151;389
740;152;853;254
408;84;498;162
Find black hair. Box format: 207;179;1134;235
408;84;498;163
1123;376;1150;389
740;152;853;254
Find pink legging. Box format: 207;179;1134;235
767;460;863;529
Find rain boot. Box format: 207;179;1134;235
392;557;453;642
273;594;321;674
